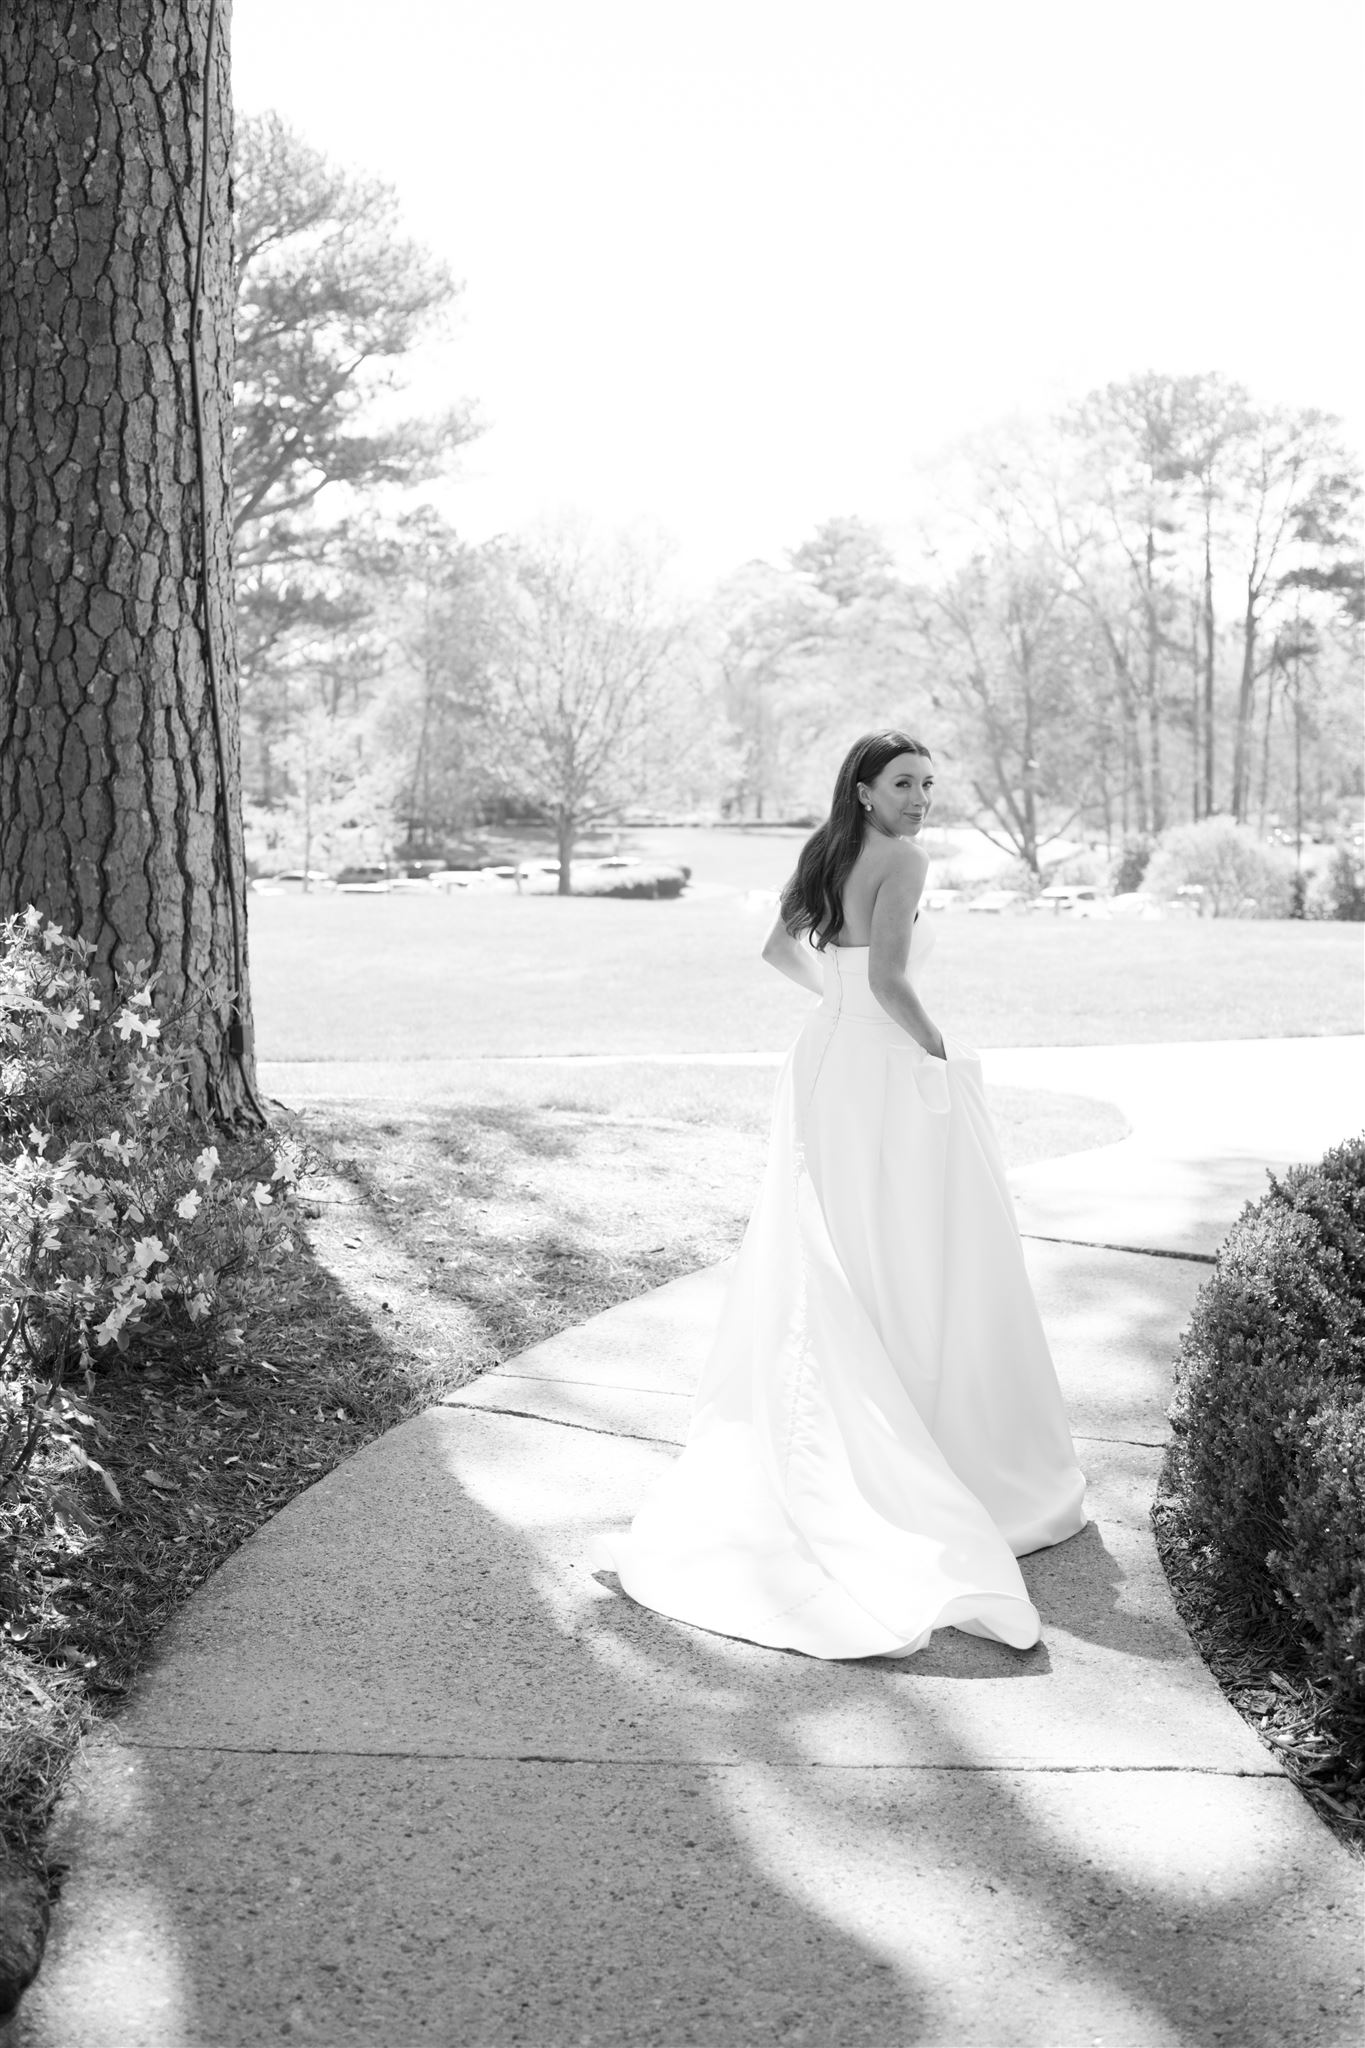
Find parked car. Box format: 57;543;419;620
967;889;1027;914
268;869;336;893
334;864;393;894
1030;885;1103;915
1108;892;1164;921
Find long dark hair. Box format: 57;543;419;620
779;730;932;947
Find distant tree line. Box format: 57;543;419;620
233;117;1363;888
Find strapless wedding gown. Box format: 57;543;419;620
606;914;1087;1658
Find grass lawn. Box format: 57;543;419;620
247;890;1364;1063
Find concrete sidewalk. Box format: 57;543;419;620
15;1041;1365;2047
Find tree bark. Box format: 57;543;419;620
556;814;574;895
1256;663;1276;832
1231;586;1258;822
1188;596;1200;821
1141;525;1166;834
0;1;262;1125
1201;518;1216;816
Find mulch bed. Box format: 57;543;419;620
1152;1494;1365;1857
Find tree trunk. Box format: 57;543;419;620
1256;665;1276;833
1231;586;1257;822
1201;517;1216;816
1189;597;1201;821
1113;654;1146;837
0;1;262;1126
300;749;313;892
1142;527;1166;834
1146;693;1165;835
556;816;574;895
1291;664;1304;867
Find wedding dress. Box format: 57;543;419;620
606;914;1087;1659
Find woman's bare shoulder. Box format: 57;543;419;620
869;835;929;881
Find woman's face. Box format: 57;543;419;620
859;752;934;837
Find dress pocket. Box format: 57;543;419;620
889;1041;951;1116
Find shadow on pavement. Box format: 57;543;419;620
24;1389;1360;2047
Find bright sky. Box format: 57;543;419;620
232;0;1364;585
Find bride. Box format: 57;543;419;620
606;730;1087;1659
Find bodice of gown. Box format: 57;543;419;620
816;913;934;1020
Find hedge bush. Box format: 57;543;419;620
1306;841;1365;923
1164;1134;1365;1760
1111;835;1154;896
572;863;690;900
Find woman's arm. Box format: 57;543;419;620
867;844;947;1057
761;911;824;995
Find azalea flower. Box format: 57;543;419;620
176;1188;202;1221
193;1146;220;1185
93;1304;131;1349
114;1007;160;1045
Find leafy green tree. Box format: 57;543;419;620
1221;407;1359;822
789;517;899;609
371;510;497;855
479;526;693;891
912;546;1099;873
231;114;479;806
233;112;472;550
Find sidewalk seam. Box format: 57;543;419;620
1020;1232;1217;1265
443;1401;1170;1456
440;1400;678;1447
97;1742;1284;1776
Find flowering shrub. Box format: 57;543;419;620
0;910;300;1504
1144;817;1293;917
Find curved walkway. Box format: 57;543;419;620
16;1040;1365;2047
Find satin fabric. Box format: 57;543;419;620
606;917;1087;1659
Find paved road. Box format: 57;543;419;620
14;1040;1364;2047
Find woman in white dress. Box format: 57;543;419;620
607;731;1087;1659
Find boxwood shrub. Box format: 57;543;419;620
1164;1134;1365;1761
572;863;690;900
